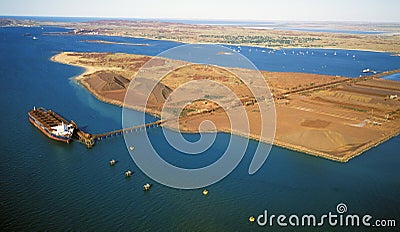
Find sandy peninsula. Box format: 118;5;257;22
52;52;400;162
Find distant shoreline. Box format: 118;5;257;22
2;17;400;53
76;31;400;55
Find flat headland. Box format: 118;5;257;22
52;52;400;162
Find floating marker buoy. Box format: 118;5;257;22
143;183;151;191
249;216;255;222
129;146;134;151
125;170;132;177
109;159;116;166
202;189;209;195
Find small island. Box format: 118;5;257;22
52;52;400;162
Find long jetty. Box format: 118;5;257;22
73;119;166;148
94;120;165;139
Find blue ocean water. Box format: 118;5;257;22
0;26;399;231
383;72;400;81
223;45;400;77
275;27;385;34
244;26;387;34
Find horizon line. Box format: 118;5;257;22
1;14;400;24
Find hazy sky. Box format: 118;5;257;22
1;0;399;22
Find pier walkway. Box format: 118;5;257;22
94;120;165;140
73;119;166;148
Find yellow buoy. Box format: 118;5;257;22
129;146;134;151
202;189;209;195
249;216;255;222
125;170;132;177
143;183;151;191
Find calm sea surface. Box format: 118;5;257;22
0;26;399;231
